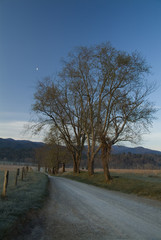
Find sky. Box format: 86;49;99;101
0;0;161;150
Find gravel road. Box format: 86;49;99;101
13;176;161;240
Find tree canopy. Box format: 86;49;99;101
32;42;156;181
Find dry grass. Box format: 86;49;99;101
0;164;24;171
64;168;161;176
110;169;161;175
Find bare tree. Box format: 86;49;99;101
35;130;72;174
31;42;156;181
59;42;156;181
95;44;156;182
35;144;59;174
44;128;72;173
59;47;101;176
32;77;85;173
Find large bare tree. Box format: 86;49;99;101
31;42;156;181
59;42;156;181
59;47;101;176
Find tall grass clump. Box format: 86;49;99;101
0;170;48;239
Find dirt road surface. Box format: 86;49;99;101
12;176;161;240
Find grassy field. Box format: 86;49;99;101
62;169;161;201
0;167;48;239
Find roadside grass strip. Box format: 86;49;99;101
0;170;48;239
62;171;161;201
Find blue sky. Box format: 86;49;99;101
0;0;161;150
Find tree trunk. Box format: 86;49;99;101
62;163;65;173
76;153;81;174
73;152;81;174
38;164;41;171
101;141;112;182
52;167;55;175
88;155;95;176
73;158;77;173
86;134;95;176
55;162;59;174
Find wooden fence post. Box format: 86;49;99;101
2;170;9;198
24;167;27;177
21;167;24;181
15;168;20;186
26;166;29;172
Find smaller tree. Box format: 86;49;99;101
35;146;50;172
32;77;85;174
44;128;72;173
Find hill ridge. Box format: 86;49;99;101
0;138;44;149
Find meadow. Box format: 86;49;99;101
62;169;161;201
0;166;48;239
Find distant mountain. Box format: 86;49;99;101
1;138;161;169
81;145;161;169
1;138;160;155
0;138;45;164
0;138;44;149
83;144;161;156
112;145;161;155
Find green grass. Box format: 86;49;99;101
0;170;48;239
62;171;161;201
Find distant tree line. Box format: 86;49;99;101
92;153;161;169
0;148;36;163
1;146;161;170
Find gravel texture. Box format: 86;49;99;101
12;176;161;240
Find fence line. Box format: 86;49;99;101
1;166;30;198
